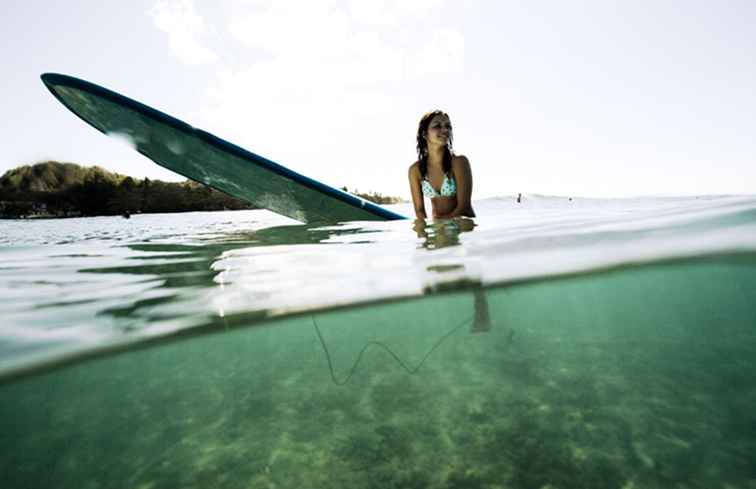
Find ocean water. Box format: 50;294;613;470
1;195;755;489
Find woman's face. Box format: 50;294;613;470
425;114;452;147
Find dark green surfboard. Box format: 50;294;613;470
41;73;407;223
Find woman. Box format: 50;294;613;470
409;111;489;333
408;110;475;219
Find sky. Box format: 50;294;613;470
1;0;755;199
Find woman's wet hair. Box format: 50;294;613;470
416;110;454;178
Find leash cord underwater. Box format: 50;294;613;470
312;315;473;385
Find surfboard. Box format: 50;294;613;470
41;73;407;223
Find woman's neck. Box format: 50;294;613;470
426;145;445;167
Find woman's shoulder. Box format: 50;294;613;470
452;154;469;165
408;160;422;176
451;154;471;170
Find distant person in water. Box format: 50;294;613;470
408;110;475;219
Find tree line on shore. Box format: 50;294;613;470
0;161;403;218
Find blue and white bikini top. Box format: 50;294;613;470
421;173;457;198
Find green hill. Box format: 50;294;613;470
0;161;124;193
0;161;405;218
0;161;254;218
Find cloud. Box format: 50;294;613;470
346;0;444;26
224;0;459;82
208;0;464;122
148;0;218;65
406;28;464;78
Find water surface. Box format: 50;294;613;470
1;195;755;488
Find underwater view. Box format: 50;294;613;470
1;195;756;488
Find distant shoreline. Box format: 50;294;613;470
1;161;405;219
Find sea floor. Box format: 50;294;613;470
2;256;756;489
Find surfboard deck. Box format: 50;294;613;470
41;73;407;223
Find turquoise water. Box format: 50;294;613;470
1;195;756;488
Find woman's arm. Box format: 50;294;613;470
448;156;474;217
408;164;427;219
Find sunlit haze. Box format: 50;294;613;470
2;0;754;199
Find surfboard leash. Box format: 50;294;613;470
311;314;473;385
